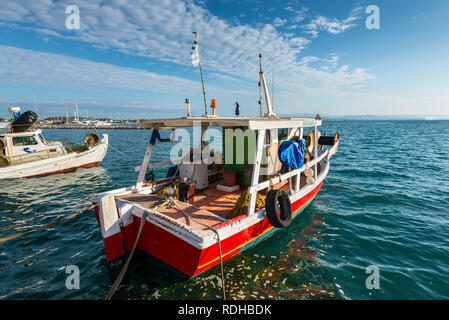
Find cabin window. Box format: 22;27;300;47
38;134;46;143
12;136;38;146
278;128;288;141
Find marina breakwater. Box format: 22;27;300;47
37;124;145;130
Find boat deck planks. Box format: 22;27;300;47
117;173;310;231
116;191;239;230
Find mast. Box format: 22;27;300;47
271;41;275;112
191;32;208;116
259;54;276;118
75;103;79;121
258;55;263;117
64;98;69;122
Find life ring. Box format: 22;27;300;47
265;189;292;228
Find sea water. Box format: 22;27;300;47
0;120;448;299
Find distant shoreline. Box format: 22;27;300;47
37;124;145;130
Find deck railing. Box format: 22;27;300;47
5;149;63;166
248;149;329;195
247;140;338;216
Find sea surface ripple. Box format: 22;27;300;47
0;120;448;299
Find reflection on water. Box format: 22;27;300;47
108;207;335;300
0;167;110;238
0;164;113;299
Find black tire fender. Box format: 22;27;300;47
265;189;292;228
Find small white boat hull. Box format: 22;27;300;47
0;134;108;179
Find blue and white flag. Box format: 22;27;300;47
191;32;200;66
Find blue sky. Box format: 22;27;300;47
0;0;448;119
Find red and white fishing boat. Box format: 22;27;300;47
91;56;339;281
0;107;108;179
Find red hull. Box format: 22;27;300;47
95;182;323;278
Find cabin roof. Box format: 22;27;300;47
0;128;41;136
140;116;321;130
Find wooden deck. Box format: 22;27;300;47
117;174;309;231
116;181;245;230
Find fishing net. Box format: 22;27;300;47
156;181;180;200
229;191;265;219
64;143;87;153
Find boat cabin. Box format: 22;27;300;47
0;126;66;167
116;115;336;230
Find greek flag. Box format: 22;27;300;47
191;33;200;66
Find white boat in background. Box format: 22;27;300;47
0;107;108;179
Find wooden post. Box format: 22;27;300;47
247;129;266;216
294;127;303;193
136;129;158;188
314;125;318;180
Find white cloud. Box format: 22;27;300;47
0;45;201;95
289;36;310;48
291;7;308;23
273;17;287;27
303;16;354;37
302;7;363;37
0;0;375;115
0;1;369;81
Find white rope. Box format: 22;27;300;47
109;145;139;163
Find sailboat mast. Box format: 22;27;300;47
64;98;69;122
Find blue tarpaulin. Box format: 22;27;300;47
277;139;306;169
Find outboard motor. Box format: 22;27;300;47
11;110;38;133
